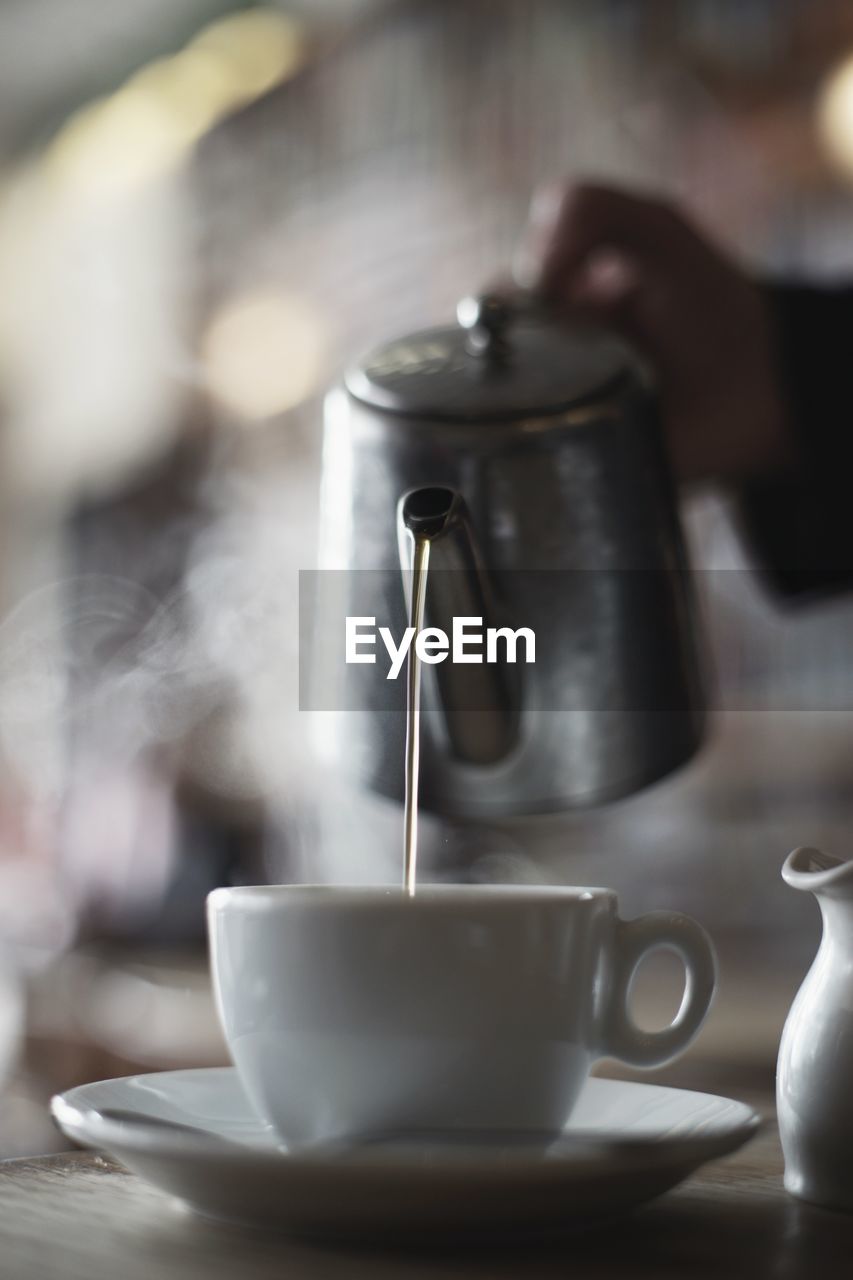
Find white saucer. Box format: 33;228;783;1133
52;1068;759;1243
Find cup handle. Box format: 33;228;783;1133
603;912;717;1068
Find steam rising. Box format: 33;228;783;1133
0;464;550;895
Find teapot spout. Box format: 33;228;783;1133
397;487;518;765
782;846;853;897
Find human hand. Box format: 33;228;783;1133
517;183;793;484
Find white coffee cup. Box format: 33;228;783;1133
208;884;716;1146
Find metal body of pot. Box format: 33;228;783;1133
309;294;705;818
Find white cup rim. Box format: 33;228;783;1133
207;883;615;912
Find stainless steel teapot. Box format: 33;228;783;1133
310;292;705;817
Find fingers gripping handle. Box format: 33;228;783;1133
604;912;717;1069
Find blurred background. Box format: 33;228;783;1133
4;0;853;1156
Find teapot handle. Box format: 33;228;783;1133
603;912;717;1068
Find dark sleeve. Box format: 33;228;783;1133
736;283;853;599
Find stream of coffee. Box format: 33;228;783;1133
403;533;430;896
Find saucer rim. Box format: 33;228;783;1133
52;1067;762;1173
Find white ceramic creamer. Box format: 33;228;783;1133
778;847;853;1212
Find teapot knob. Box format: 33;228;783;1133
456;292;514;359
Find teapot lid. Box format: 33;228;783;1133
344;292;635;422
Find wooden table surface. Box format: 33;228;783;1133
0;1110;850;1280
